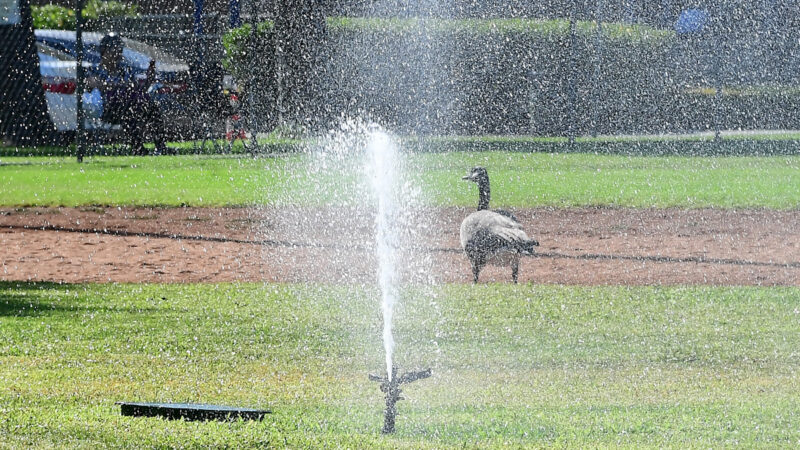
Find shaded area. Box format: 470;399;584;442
0;282;75;317
0;281;163;316
0;0;58;145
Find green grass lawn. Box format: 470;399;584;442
1;152;798;208
1;282;798;447
2;140;797;446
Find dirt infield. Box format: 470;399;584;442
1;206;798;285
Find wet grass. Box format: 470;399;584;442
1;151;798;209
416;152;800;209
1;282;799;447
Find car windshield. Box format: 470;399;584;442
36;42;74;62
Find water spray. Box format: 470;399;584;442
366;128;431;433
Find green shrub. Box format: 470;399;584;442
218;17;799;134
223;17;672;73
31;0;138;30
82;0;138;21
221;17;677;134
31;4;75;30
221;20;273;75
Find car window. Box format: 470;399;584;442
122;38;187;68
35;30;188;73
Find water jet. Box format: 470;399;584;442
364;127;431;434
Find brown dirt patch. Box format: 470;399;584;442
0;206;798;285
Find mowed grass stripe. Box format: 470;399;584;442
0;152;798;208
1;282;799;446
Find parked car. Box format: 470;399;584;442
35;29;191;132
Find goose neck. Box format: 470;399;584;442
477;179;490;211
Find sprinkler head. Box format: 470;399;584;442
369;366;431;434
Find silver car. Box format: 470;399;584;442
36;30;191;132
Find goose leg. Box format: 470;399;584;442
470;258;484;284
511;262;519;284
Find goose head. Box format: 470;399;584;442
462;167;491;211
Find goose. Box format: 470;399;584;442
460;167;538;283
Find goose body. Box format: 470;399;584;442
460;167;538;283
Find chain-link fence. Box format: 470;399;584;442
230;0;800;140
4;1;800;152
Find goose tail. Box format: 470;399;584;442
519;238;539;255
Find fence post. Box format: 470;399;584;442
660;0;672;27
193;0;205;68
75;0;86;163
229;0;241;28
712;4;723;142
567;11;577;145
591;0;604;137
248;0;269;132
714;75;722;142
